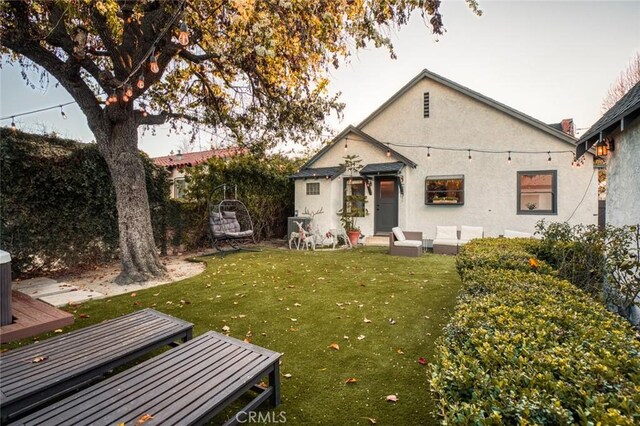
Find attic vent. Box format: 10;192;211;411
423;92;430;118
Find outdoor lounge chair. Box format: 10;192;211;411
458;225;484;246
433;226;459;255
389;227;423;257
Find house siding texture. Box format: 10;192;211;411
606;120;640;228
295;75;598;240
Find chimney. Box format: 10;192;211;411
561;118;574;137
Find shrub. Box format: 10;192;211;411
0;128;168;276
432;239;640;425
455;238;553;280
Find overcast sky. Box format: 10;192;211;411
1;1;639;158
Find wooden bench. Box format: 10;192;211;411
10;331;282;426
1;309;193;423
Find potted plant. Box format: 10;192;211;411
337;154;368;246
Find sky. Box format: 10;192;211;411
1;1;639;158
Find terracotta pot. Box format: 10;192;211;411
347;230;360;246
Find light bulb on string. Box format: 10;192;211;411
11;117;16;130
507;151;511;164
107;91;117;104
149;50;159;73
178;22;189;46
468;149;472;162
547;151;552;163
137;74;145;89
344;140;348;151
60;105;67;119
386;144;391;157
122;93;130;102
427;146;431;160
125;84;133;98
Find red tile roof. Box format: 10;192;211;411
152;147;245;168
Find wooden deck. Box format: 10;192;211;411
0;291;74;344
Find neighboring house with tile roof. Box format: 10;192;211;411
152;147;243;199
576;80;640;229
293;69;597;240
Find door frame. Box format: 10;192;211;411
374;176;399;234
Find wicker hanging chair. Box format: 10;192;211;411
208;184;257;254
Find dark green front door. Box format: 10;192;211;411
374;176;398;234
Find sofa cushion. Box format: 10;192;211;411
504;229;532;238
435;226;458;240
394;239;422;248
391;227;406;241
432;238;459;247
459;226;484;244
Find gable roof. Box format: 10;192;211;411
290;166;345;180
357;69;577;146
576;80;640;157
301;125;417;169
152;147;244;168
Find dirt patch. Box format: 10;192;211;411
48;252;207;297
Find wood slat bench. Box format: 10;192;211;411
10;331;282;426
1;309;193;423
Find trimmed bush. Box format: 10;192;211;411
455;238;554;279
0;128;169;275
432;239;640;425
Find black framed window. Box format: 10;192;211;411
306;182;320;195
344;177;365;216
425;175;464;205
517;170;557;214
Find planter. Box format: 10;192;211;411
347;230;361;246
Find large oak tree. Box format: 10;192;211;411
1;0;479;284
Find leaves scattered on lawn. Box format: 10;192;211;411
345;377;357;384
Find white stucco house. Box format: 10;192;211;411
576;80;639;325
292;69;598;241
576;80;640;228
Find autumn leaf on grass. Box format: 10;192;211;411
396;348;405;355
78;313;90;319
363;317;372;323
222;325;230;333
357;335;365;340
136;414;153;424
133;301;140;306
345;377;357;384
283;373;292;378
54;329;63;333
363;418;377;425
328;342;340;351
386;394;398;403
244;331;253;343
418;357;427;365
31;356;48;363
529;258;539;269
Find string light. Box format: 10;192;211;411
122;94;130;103
547;151;552;163
468;149;472;162
386;143;391;157
427;146;431;160
178;22;189;46
59;105;67;119
137;74;145;89
149;50;159;73
11;116;16;130
507;151;511;163
125;84;133;98
344;140;348;151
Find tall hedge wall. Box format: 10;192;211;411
430;238;640;425
0;128;169;276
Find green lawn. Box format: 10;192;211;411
6;247;461;425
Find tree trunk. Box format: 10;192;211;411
98;117;166;284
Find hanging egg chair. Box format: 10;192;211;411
208;184;257;254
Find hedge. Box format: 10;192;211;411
430;238;640;425
0;128;169;276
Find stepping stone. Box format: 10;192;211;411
13;277;58;289
14;281;79;298
39;290;106;307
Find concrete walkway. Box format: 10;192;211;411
13;277;105;307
